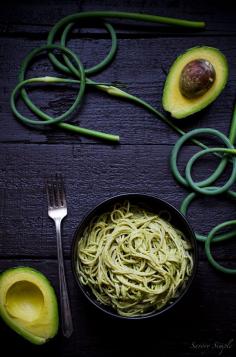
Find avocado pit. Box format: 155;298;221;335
180;59;216;99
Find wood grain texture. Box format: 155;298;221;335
0;143;235;259
0;1;235;356
0;259;235;357
1;37;236;144
0;0;236;36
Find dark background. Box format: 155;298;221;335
0;0;235;356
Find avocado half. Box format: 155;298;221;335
162;46;228;119
0;267;59;345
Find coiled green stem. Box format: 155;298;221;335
170;111;236;274
10;10;236;273
11;11;205;142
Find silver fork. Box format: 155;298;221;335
46;174;73;338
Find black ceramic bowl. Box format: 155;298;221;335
72;193;198;320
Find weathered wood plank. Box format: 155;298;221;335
0;259;235;356
1;36;235;144
0;1;235;356
0;143;235;259
0;0;236;36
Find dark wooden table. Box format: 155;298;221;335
0;1;235;356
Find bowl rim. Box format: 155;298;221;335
71;193;198;320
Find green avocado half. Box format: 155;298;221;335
0;266;59;345
162;46;228;119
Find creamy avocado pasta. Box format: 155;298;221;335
76;201;193;317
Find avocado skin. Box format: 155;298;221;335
0;266;59;345
162;46;229;119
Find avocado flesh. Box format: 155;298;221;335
0;267;59;344
162;46;228;119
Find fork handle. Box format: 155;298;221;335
55;219;74;338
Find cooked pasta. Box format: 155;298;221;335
76;201;193;317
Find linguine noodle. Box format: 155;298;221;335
76;201;193;317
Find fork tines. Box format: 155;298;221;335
46;174;66;208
